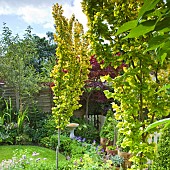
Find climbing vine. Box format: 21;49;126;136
51;4;90;130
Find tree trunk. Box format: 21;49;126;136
15;90;20;112
85;95;89;122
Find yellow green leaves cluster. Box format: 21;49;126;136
82;0;143;67
51;3;91;129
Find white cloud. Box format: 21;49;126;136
43;22;54;29
73;0;88;31
0;1;15;15
16;4;53;29
0;0;88;35
35;32;48;38
62;0;88;31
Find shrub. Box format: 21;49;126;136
71;117;100;143
26;114;57;143
40;134;70;151
100;110;117;145
58;141;114;170
116;132;130;152
0;122;18;145
40;134;87;157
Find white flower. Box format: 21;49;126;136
32;152;39;156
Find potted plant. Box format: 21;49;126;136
116;132;132;168
118;150;132;169
100;110;118;149
110;155;124;169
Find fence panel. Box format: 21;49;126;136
0;85;53;113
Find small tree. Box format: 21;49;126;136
82;54;122;121
0;23;41;112
51;3;90;130
32;34;56;82
51;3;90;168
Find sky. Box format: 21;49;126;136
0;0;88;38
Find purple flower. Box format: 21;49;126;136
74;161;77;166
36;158;40;162
78;137;82;141
80;157;83;162
96;145;99;151
75;136;83;142
92;140;96;145
82;138;86;142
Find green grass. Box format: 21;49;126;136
0;145;65;164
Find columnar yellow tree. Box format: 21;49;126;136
51;4;90;130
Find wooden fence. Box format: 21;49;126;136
0;84;107;126
148;132;161;144
86;114;106;130
36;87;53;113
0;85;53;113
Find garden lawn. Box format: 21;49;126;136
0;145;65;164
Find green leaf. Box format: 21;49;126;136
161;40;170;51
125;20;157;38
145;35;167;51
137;0;161;21
104;90;114;99
144;118;170;132
143;8;162;18
157;84;170;93
156;40;170;63
115;20;137;35
155;17;170;32
160;53;167;65
142;9;155;18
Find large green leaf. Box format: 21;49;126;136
144;118;170;132
125;20;157;38
115;20;137;35
137;0;161;20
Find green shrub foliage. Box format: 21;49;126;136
153;125;170;169
71;117;100;143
